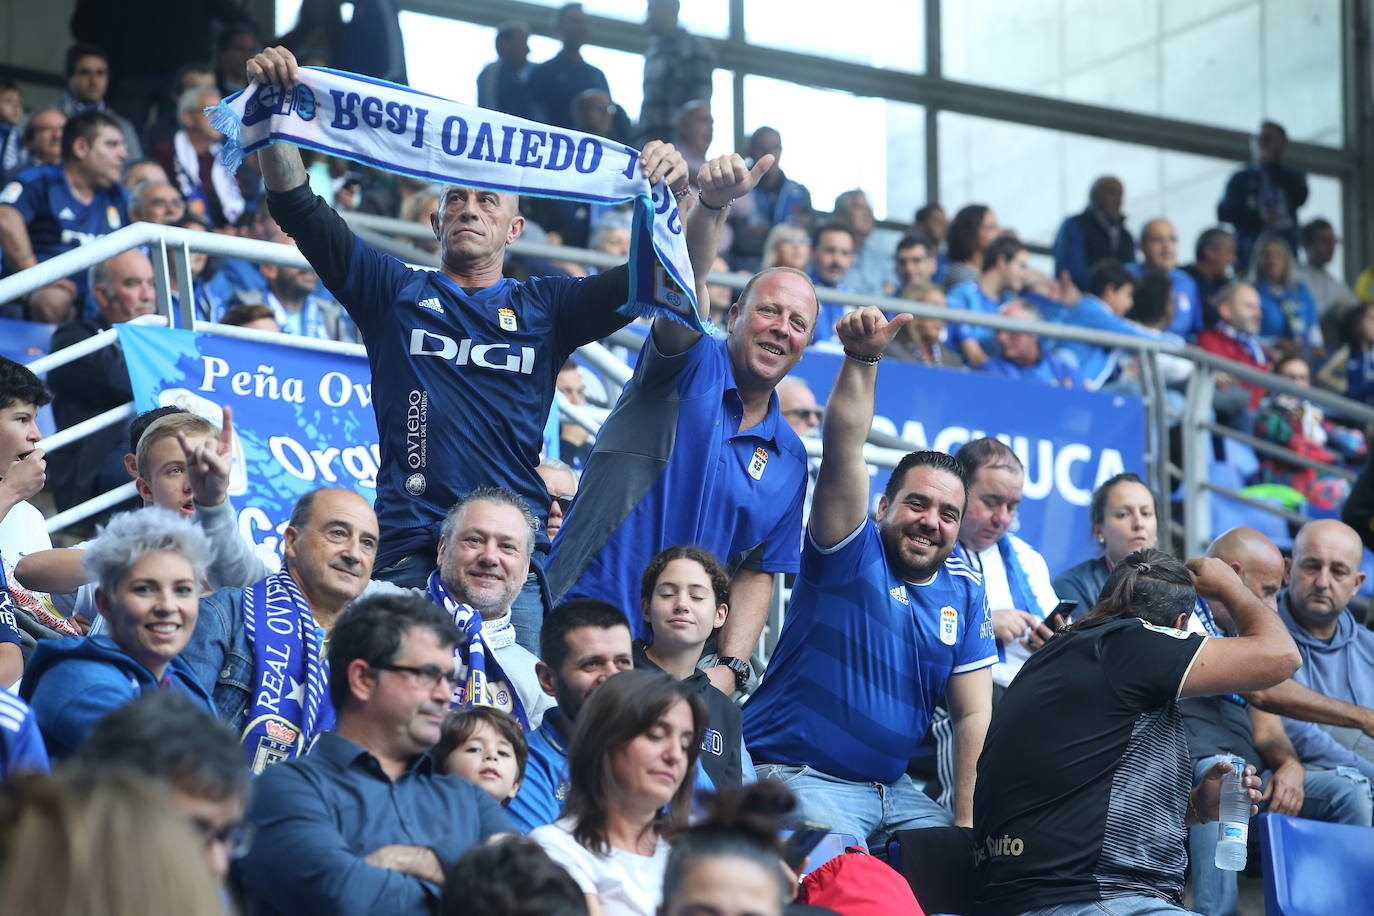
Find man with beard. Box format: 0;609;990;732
744;306;996;843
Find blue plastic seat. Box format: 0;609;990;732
1208;492;1293;550
1221;437;1261;483
1260;812;1374;915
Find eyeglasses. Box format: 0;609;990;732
784;408;823;421
549;494;574;512
192;817;244;854
372;663;462;690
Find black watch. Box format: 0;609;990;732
717;656;752;692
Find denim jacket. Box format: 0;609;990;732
179;586;253;732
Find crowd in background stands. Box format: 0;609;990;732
1;2;1374;916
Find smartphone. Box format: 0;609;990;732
1043;600;1078;630
782;823;831;871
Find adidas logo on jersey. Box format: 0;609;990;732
58;207;75;221
417;297;443;314
890;584;909;605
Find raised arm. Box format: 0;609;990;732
246;47;310;192
1179;557;1302;698
809;307;913;548
653;152;775;357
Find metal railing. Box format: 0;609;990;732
8;215;1373;565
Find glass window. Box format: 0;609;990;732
743;76;924;221
512;0;730;37
941;0;1342;147
936;112;1341;256
744;0;924;73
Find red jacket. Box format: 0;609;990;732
1197;328;1269;409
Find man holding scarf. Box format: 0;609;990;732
181;486;380;772
240;46;750;660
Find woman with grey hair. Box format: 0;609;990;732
19;509;214;760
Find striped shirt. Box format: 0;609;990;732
744;520;996;784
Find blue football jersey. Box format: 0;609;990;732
745;521;996;783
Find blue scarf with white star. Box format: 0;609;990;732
240;571;334;772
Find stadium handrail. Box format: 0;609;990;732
9;218;1370;562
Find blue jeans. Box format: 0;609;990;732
1187;754;1373;916
1019;897;1201;916
753;762;952;855
507;553;551;656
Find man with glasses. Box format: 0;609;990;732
537;459;578;542
238;592;513;914
128;179;185;225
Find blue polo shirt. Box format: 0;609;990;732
507;707;572;833
0;164;128;304
744;520;996;784
946;279;1007;349
1127;264;1202;339
981;352;1084;389
546;332;806;636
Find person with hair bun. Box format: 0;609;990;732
659;781;799;916
532;668;707;916
1052;472;1158;619
974;548;1301;916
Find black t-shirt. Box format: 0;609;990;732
1180;695;1260;767
973;617;1206;916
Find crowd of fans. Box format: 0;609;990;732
0;3;1373;915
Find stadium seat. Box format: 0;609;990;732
888;826;976;915
1260;812;1374;915
1208;464;1292;549
1359;549;1374;599
1220;437;1261;483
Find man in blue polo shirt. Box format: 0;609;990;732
546;155;804;699
508;597;632;832
745;305;996;845
0;110;128;323
246;46;743;654
1132;218;1203;341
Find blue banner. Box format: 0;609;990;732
117;324;377;558
788;353;1146;577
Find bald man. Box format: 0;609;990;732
1134;217;1203;339
1182;527;1372;916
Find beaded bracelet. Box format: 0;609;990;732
844;348;882;364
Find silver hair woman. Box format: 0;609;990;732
19;509;216;760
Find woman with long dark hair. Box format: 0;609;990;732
973;549;1298;916
532;669;707;916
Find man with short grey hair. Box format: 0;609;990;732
418;487;555;729
150;86;244;228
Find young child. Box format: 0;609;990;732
435;707;528;804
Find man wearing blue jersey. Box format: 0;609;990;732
246;46;734;652
0;110;129;323
745;305;997;842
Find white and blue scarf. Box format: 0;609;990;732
425;571;529;729
208;67;704;332
240;571;334;773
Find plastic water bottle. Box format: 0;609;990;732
1214;756;1250;871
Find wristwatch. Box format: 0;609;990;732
716;656;753;692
